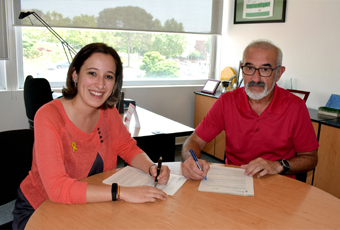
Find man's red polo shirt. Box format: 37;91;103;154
196;85;319;166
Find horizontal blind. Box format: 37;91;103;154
0;0;8;60
13;0;223;35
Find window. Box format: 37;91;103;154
13;0;223;88
0;61;6;90
20;28;214;87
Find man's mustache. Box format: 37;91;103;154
247;81;266;88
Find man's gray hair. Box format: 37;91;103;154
243;40;283;66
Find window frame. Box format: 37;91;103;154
0;0;8;60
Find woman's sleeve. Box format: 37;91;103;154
34;105;87;204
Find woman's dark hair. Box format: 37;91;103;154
62;43;123;109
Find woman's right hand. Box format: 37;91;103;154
120;186;168;203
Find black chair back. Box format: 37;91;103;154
115;91;125;114
23;75;53;129
0;129;34;228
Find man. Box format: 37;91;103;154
182;40;318;180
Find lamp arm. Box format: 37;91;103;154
28;12;77;63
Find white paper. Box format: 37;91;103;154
204;81;218;91
162;161;183;176
124;104;133;127
124;104;140;127
198;165;254;196
133;106;140;127
103;166;187;196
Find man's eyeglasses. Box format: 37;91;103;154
241;65;281;77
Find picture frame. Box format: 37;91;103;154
287;89;310;102
234;0;287;24
201;79;220;95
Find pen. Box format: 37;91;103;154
189;149;207;180
154;156;162;187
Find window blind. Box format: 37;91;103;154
13;0;223;35
0;0;8;60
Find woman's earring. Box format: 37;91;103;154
111;90;114;96
73;79;77;88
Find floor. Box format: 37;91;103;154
117;145;223;168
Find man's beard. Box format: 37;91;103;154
245;77;276;100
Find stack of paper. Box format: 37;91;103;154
198;165;254;196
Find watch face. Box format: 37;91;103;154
282;159;290;168
278;159;290;175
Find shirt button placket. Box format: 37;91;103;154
98;127;103;143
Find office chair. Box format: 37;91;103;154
115;91;125;114
0;129;34;229
287;89;310;102
23;75;53;129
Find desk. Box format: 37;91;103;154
26;166;340;229
125;107;194;162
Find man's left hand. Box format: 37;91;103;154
240;157;282;177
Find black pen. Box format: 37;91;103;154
154;156;162;187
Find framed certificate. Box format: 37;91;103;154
234;0;287;24
201;79;220;95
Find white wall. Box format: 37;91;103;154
0;90;28;131
221;0;340;110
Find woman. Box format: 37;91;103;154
13;43;170;229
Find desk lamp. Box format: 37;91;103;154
18;11;77;64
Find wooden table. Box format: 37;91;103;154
26;166;340;229
125;107;194;162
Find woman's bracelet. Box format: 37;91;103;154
149;163;157;176
117;185;120;201
111;183;118;201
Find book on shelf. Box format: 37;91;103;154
326;94;340;110
318;106;340;117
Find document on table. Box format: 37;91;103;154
162;161;183;176
198;165;254;196
103;165;187;196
